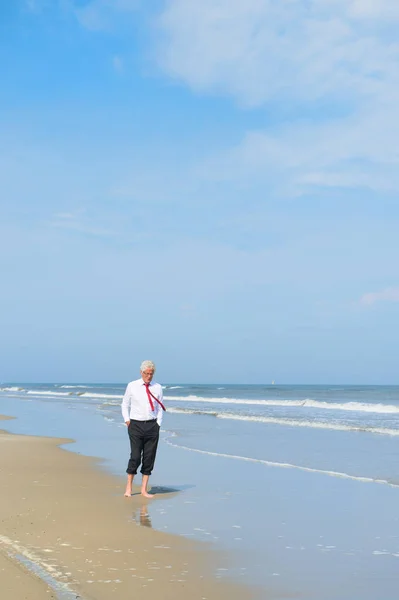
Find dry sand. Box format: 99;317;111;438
0;417;255;599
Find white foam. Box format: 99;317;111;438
27;390;73;397
218;413;399;437
167;407;399;436
8;387;399;417
59;385;94;389
164;395;302;406
163;437;399;488
303;399;399;414
164;395;399;414
0;534;76;596
80;392;122;399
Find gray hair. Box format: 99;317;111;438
140;360;156;372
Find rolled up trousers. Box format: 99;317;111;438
126;419;160;476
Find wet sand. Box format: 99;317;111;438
0;552;56;599
0;417;255;600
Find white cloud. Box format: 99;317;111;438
24;0;50;12
346;0;399;19
73;0;140;31
156;0;399;106
49;211;116;237
202;102;399;194
155;0;399;194
25;0;38;10
45;0;399;196
54;212;76;220
360;287;399;306
112;55;124;74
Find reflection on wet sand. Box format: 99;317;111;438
135;504;152;528
132;486;185;529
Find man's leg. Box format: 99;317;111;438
124;473;134;498
141;474;153;498
141;421;160;498
125;421;144;497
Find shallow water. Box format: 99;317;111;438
1;383;399;599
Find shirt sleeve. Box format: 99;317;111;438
156;386;164;427
121;383;131;423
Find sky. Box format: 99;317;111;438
1;0;399;384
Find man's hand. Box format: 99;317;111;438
125;420;130;427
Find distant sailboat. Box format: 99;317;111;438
271;380;275;385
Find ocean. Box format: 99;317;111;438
1;382;399;599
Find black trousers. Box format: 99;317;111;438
126;419;160;476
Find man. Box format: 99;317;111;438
121;360;165;498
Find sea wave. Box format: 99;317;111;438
4;388;399;416
59;385;94;389
163;437;399;488
164;395;399;414
0;534;77;598
26;391;74;397
79;392;122;399
167;408;399;436
165;386;184;390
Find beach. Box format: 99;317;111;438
0;551;54;600
1;384;399;599
0;418;253;600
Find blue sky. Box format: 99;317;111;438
1;0;398;384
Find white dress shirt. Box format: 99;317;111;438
121;378;164;426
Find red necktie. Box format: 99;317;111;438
144;383;166;412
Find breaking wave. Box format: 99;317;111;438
164;395;399;414
163;437;399;488
167;407;399;436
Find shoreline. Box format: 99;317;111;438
0;551;56;600
0;414;256;600
2;385;399;599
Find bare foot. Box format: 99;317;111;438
141;491;154;498
124;490;132;497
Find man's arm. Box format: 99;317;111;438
121;383;131;424
156;385;164;427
